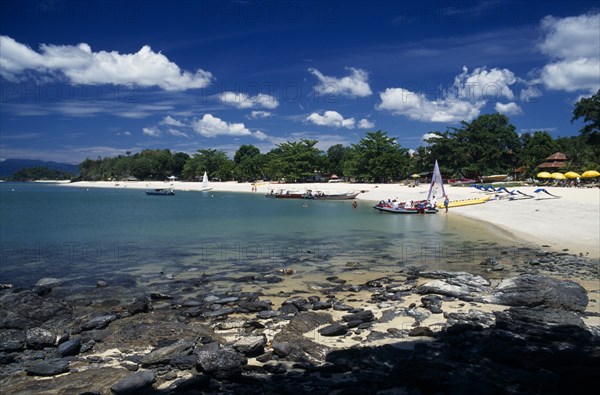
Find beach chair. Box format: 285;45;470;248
533;188;561;199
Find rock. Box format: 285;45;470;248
127;297;151;316
494;307;588;341
110;370;156;394
57;338;81;357
417;271;490;300
333;302;354;311
26;327;56;349
491;275;588;312
169;354;197;370
319;323;347;336
342;310;374;323
238;300;270;312
26;358;69;376
444;309;495;332
312;301;332;310
272;342;292;357
408;326;434;337
233;335;266;357
81;314;117;331
257;310;280;319
421;295;443;314
405;307;430;324
96;280;108;288
150;292;172;300
204;307;234;318
0;329;26;351
196;348;247;379
215;296;239;304
0;290;73;329
36;277;62;288
141;339;195;367
326;276;346;284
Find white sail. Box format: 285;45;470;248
427;160;446;201
200;171;212;191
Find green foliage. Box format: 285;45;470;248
263;140;325;182
233;145;263;181
348;131;409;182
183;149;232;180
325;144;351;176
10;166;74;181
520;131;561;175
572;89;600;142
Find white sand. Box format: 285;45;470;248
62;181;600;258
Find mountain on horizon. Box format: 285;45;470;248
0;159;79;178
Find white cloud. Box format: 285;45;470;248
192;114;253;138
249;110;272;119
495;102;523;115
538;13;600;93
519;85;543;102
0;35;213;91
142;126;160;137
253;131;268;140
453;66;517;101
358;118;375;129
308;67;372;97
306;111;356;128
422;132;442;142
167;128;189;138
377;87;484;123
219;92;279;109
161;115;184;127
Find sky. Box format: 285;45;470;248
0;0;599;164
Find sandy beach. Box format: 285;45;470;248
61;180;600;258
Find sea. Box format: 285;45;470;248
0;183;535;292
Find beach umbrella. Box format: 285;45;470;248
536;172;551;178
410;174;420;178
564;171;580;179
581;170;600;178
550;172;566;180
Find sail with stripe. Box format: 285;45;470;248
427;160;446;202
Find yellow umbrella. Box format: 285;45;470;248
564;171;580;179
581;170;600;178
537;172;551;178
550;172;566;180
411;174;420;178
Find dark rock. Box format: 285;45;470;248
319;323;347;336
421;295;443;314
170;354;197;370
96;280;108;288
127;297;151;316
141;339;195;367
408;326;434;337
257;310;280;319
272;342;292;357
215;296;239;304
196;348;247;379
312;301;332;310
110;370;156;394
150;292;172;300
81;314;117;331
57;338;81;357
0;290;73;329
204;307;234;318
363;277;394;288
492;275;588;312
444;310;495;332
26;327;56;349
233;335;266;357
0;351;15;364
279;303;299;315
307;296;320;304
0;329;25;351
26;358;69;376
494;307;588;341
342;310;374;323
256;352;273;362
333;302;354;311
326;276;347;284
238;300;270;312
36;277;62;288
417;271;490;299
264;275;283;284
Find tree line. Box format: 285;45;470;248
77;90;599;182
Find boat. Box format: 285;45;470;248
265;189;305;199
373;201;438;214
480;174;508;183
145;188;175;196
302;190;361;200
199;171;212;192
436;195;491;208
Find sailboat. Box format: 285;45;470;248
429;161;491;208
199;171;213;192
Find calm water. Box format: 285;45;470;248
0;183;527;287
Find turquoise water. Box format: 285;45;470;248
0;183;525;287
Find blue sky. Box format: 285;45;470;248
1;0;599;164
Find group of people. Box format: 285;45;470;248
380;194;450;213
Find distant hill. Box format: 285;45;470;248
0;159;79;178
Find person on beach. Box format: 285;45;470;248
443;195;449;213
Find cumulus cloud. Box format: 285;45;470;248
219;92;279;109
308;67;372;97
192;114;253;138
306;111;356;128
453;66;517;101
358;118;375;129
0;35;213;91
253;131;269;140
249;110;272;119
538;13;600;93
519;85;543;103
422;132;442;142
495;102;523;116
142;126;160;137
377;87;484;123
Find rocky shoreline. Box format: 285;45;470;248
1;250;599;394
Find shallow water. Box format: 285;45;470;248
0;183;533;288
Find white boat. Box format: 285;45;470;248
199;171;212;192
